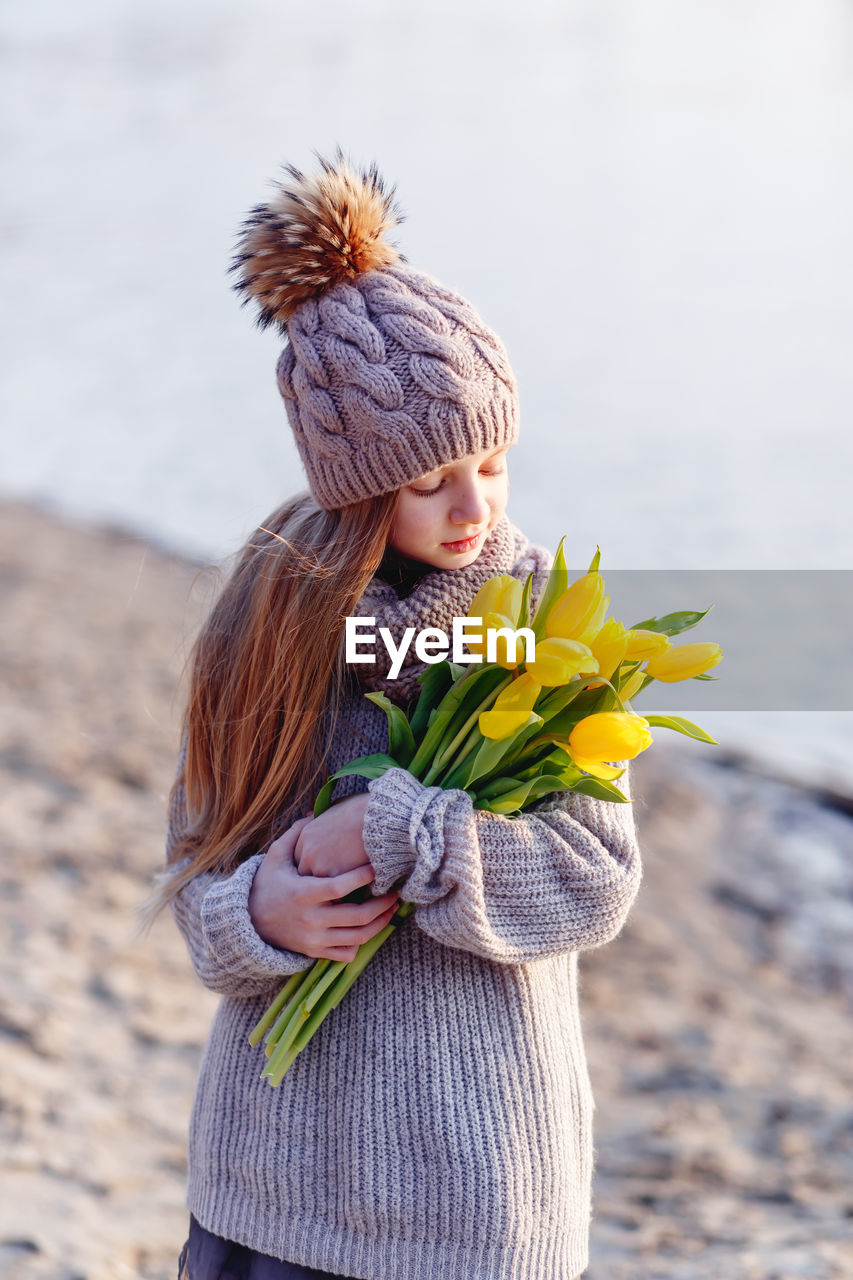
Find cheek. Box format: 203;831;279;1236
389;496;428;547
492;476;510;510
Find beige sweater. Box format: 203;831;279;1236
167;515;642;1280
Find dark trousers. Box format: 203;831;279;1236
179;1213;584;1280
178;1215;357;1280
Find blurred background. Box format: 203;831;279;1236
2;0;853;777
1;2;852;1278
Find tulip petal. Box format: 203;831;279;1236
478;708;531;740
566;752;625;780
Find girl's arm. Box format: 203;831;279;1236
360;764;642;964
165;764;315;998
165;752;398;998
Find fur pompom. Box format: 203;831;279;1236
230;146;406;330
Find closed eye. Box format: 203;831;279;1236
410;467;505;497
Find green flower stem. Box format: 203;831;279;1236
264;1000;332;1086
493;726;556;776
422;675;513;785
509;734;560;770
434;725;483;789
263;959;331;1054
248;968;310;1048
406;667;482;778
263;995;314;1077
263;918;400;1087
302;958;349;1013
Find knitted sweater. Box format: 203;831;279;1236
167;514;643;1280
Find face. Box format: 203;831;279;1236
387;445;511;570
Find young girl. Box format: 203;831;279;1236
155;149;642;1280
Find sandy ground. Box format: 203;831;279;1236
1;501;851;1280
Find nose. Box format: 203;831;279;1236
450;476;491;528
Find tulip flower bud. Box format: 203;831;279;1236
545;572;609;646
468;576;523;628
645;642;723;683
623;629;671;661
479;672;542;740
590;617;629;680
525;638;598;687
568;711;653;763
466;611;527;669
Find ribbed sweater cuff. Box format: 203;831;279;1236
200;853;312;980
363;766;431;895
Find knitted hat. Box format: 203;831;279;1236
230;148;520;510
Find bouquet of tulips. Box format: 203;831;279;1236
250;541;722;1084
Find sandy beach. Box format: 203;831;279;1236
1;500;852;1280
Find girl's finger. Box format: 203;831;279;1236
267;816;314;862
316;903;400;949
321;945;360;963
318;862;376;901
316;893;400;928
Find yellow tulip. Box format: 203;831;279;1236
565;756;626;781
479;672;542;741
590;617;629;680
545;572;610;646
568;712;653;764
468;575;523;627
465;611;528;669
466;576;526;669
525;637;598;687
623;629;671;661
645;642;723;683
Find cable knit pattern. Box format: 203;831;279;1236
275;264;519;509
167;520;643;1280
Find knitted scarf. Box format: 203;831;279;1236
350;515;552;707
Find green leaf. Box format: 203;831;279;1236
693;673;720;681
616;669;655;701
424;672;517;783
519;571;534;629
364;692;417;767
628;607;713;637
476;774;526;800
530;535;568;642
313;753;399;816
542;675;628;737
407;664;509;779
476;772;569;814
486;713;557;779
512;745;576;781
568;776;630;803
536;676;606;723
409;661;455;738
313;778;336;816
587;545;601;574
642;714;718;744
534;676;585;720
443;712;544;791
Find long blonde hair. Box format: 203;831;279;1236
145;486;399;920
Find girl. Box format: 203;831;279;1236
154;149;642;1280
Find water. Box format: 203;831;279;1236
2;0;852;789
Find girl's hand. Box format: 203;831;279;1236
248;814;399;962
293;793;371;878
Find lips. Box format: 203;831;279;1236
442;532;484;552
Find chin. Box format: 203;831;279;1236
440;546;482;566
